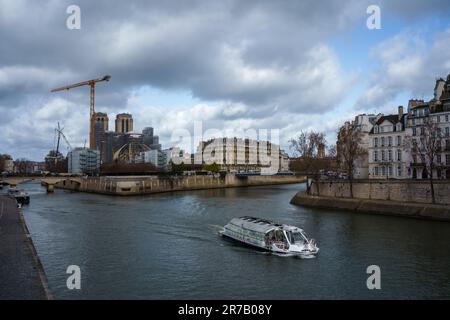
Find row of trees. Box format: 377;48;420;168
289;131;339;196
289;127;365;198
100;161;222;176
1;156;41;175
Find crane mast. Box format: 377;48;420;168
51;75;111;149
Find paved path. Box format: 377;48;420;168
0;195;51;299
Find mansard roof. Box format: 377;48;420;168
369;114;405;134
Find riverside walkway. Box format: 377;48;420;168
0;195;51;299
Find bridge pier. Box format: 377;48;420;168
45;184;54;193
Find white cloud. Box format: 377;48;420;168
356;28;450;110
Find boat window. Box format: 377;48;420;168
285;231;292;244
291;232;308;244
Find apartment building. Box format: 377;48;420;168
368;106;409;179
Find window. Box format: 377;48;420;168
397;136;402;146
388;150;392;161
412;127;417;136
374;150;378;162
437;116;441;123
389;166;393;177
447;154;450;166
446;127;450;136
374;138;378;147
420;127;425;136
388;136;392;146
381;150;385;161
381;166;386;176
397;165;401;177
446;140;450;151
374;167;379;176
446;115;449;122
437;154;441;164
412;118;416;125
381;137;385;146
397;149;402;161
374;126;379;133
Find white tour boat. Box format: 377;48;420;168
220;216;319;257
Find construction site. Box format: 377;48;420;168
45;75;165;175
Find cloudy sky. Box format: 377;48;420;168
1;0;450;160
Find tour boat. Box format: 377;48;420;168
8;188;30;205
220;216;319;257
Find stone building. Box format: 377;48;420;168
194;137;289;172
351;74;450;180
368;106;409;179
346;113;382;179
406;76;450;179
115;113;133;133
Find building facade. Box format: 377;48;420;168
368;107;409;179
352;113;382;179
68;148;100;175
194;137;289;172
351;74;450;180
115;113;133;134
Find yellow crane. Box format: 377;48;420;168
51;75;111;149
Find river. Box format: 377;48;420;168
18;182;450;299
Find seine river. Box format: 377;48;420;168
18;182;450;299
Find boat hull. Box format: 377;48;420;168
220;232;274;253
220;231;303;256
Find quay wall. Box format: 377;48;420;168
309;180;450;205
57;174;306;196
0;196;52;299
290;192;450;222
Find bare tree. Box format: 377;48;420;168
290;131;327;196
0;155;7;172
406;118;443;204
13;158;32;175
289;131;311;158
337;123;366;198
327;144;337;158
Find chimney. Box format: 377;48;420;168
398;106;403;120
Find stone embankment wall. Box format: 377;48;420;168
57;174;305;196
290;192;450;221
309;180;450;205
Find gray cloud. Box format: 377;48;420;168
0;0;449;159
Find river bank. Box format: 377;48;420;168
0;195;52;299
56;174;306;196
290;191;450;222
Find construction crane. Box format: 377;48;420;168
56;125;73;152
51;122;64;164
51;75;111;149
